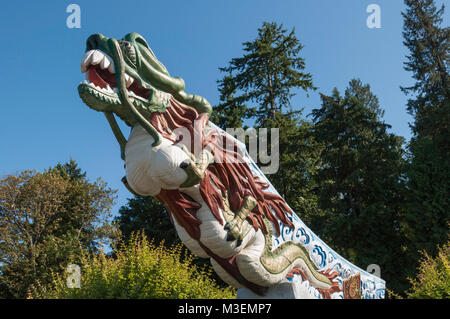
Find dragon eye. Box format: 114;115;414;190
119;40;137;65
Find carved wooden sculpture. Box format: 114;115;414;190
78;33;385;298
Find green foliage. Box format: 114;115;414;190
30;233;236;299
311;79;408;292
213;21;315;127
402;137;450;273
400;0;450;294
261;112;325;228
210;73;247;129
115;195;179;247
401;0;449;146
115;196;232;289
406;241;450;299
48;159;118;252
0;160;117;298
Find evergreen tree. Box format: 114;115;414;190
212;22;320;221
115;196;179;247
404;138;450;257
311;79;407;293
214;21;315;127
401;0;449;278
210;73;247;129
261;112;324;227
402;0;449;145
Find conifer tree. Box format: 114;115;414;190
311;79;407;293
214;21;315;127
402;0;449;145
401;0;449;283
115;196;179;247
212;22;320;220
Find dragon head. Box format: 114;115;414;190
78;32;211;148
78;33;173;124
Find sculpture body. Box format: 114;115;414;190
78;32;385;299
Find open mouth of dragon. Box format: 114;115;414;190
80;49;150;101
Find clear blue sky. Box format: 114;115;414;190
1;1;447;216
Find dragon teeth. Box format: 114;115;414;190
80;49;136;92
105;85;114;93
91;50;104;65
80;51;93;72
108;63;115;74
81;81;116;95
81;79;137;102
124;73;134;88
80;49;116;74
100;55;111;70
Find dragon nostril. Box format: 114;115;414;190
86;33;105;51
179;160;190;169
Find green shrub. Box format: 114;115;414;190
30;233;236;299
406;241;450;299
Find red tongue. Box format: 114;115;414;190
88;67;109;88
87;66;149;99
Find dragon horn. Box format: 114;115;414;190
109;38;162;147
123;33;212;116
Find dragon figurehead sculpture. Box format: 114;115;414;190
77;32;386;299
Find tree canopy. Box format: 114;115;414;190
0;160;117;298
